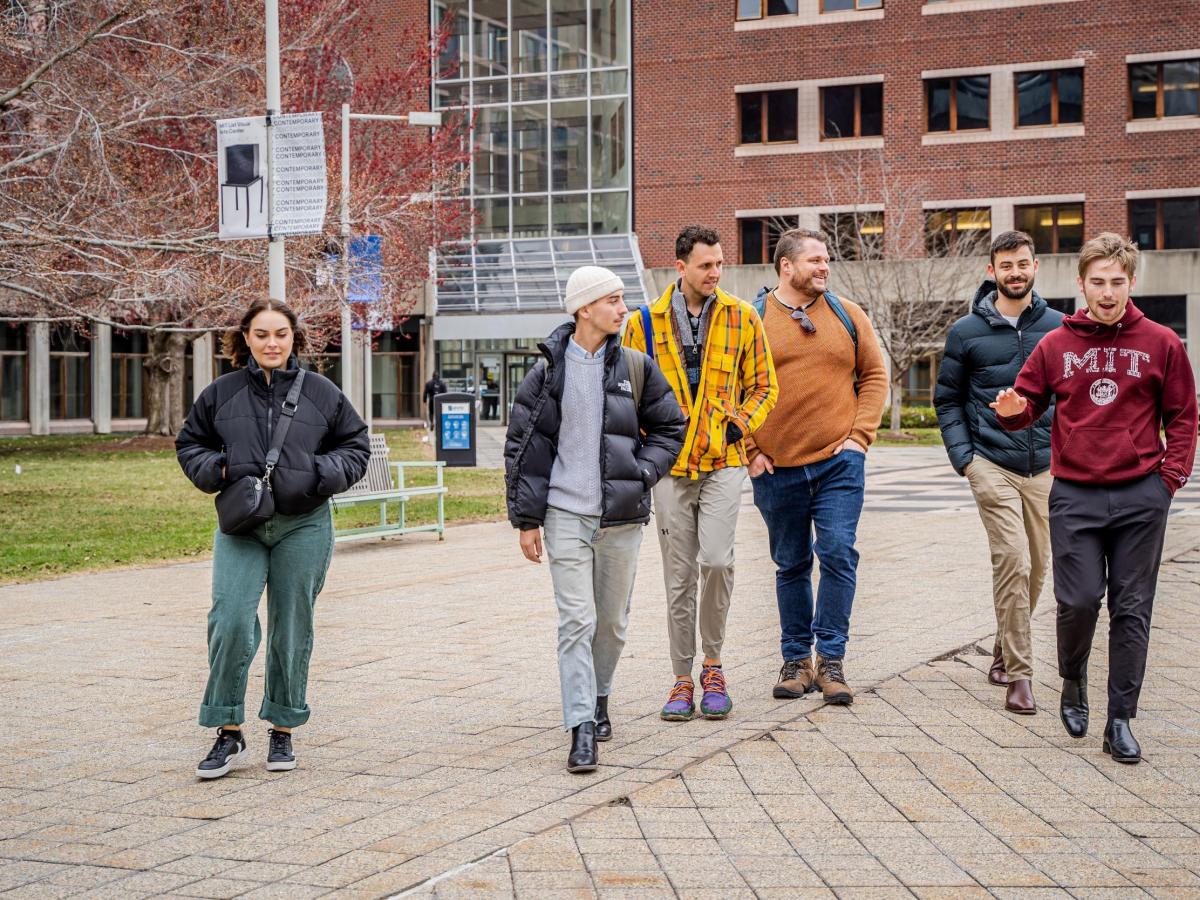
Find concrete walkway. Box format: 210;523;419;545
1;448;1198;898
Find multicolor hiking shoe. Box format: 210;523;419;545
660;679;695;721
700;665;733;719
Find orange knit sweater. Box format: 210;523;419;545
745;292;888;467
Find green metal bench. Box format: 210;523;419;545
331;434;447;542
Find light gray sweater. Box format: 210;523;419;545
547;338;605;517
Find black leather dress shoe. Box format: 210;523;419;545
1103;718;1141;764
1060;677;1089;738
594;695;612;742
567;722;598;773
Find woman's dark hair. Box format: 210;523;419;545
222;297;308;368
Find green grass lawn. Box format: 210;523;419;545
0;425;945;585
0;429;505;586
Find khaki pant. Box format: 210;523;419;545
653;467;745;677
965;456;1052;680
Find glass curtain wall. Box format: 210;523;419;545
433;0;631;243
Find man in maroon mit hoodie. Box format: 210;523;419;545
993;233;1197;765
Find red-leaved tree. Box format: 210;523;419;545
0;0;470;432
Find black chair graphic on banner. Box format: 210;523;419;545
220;144;264;229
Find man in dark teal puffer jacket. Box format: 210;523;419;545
934;230;1064;715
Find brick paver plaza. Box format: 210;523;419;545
2;447;1200;898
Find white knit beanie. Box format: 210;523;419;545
563;265;624;315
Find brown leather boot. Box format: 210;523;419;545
988;640;1009;686
815;656;854;705
1005;678;1036;714
773;658;815;699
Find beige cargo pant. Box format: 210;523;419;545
965;455;1052;680
653;467;746;678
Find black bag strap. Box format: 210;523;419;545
264;369;306;479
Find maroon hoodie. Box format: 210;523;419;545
998;302;1197;494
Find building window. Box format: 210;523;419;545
1136;296;1187;338
820;211;884;260
1015;69;1083;127
1129;197;1200;250
738;90;799;144
372;331;420;419
49;326;90;420
1129;59;1200;120
821;83;883;139
736;0;798;20
739;215;799;265
925;208;991;256
822;0;883;9
111;331;147;419
925;75;990;132
1014;203;1084;254
1044;297;1076;315
0;324;27;422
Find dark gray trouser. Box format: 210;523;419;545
1050;474;1171;719
200;503;335;729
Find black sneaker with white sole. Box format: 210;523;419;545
266;729;297;771
196;728;247;779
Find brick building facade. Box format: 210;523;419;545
632;0;1199;268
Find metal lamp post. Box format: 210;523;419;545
340;105;442;428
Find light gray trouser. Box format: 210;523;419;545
543;507;644;730
653;467;746;678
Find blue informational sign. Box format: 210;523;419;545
440;402;472;451
347;235;383;303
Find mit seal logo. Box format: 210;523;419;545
1089;378;1119;406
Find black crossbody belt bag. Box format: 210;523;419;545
214;369;306;535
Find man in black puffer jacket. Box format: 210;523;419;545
935;231;1065;715
506;265;684;774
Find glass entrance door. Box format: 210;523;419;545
503;353;542;425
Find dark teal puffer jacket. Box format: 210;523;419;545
935;281;1064;476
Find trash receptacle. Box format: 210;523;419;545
434;392;477;467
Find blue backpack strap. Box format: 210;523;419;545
753;286;769;318
639;304;654;361
824;291;858;352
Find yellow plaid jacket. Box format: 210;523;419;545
623;284;777;478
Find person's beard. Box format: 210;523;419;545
789;269;823;300
996;274;1034;301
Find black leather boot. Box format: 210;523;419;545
1060;677;1089;738
1103;718;1141;764
594;696;612;742
567;722;598;773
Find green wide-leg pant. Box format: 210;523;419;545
199;503;334;729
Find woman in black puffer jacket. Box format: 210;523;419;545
176;298;368;781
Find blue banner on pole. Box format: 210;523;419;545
348;235;383;303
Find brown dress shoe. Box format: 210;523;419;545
988;640;1009;686
815;655;854;705
773;657;815;699
1005;678;1036;714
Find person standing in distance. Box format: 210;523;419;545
934;230;1064;714
505;266;684;773
176;298;369;779
423;371;447;429
746;229;887;706
622;225;777;722
993;233;1197;763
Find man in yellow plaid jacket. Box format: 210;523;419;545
623;225;777;722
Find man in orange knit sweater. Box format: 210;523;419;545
748;229;888;704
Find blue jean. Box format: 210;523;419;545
751;451;866;661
